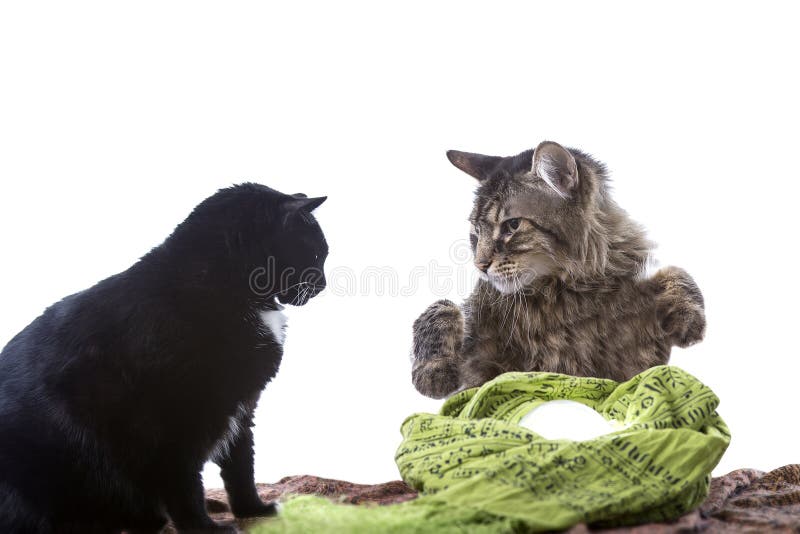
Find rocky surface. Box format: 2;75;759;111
163;465;800;532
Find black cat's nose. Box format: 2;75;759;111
475;260;492;273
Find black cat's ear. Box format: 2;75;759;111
446;150;503;181
283;196;327;212
532;141;578;199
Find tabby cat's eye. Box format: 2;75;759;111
505;218;521;232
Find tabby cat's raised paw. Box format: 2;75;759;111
412;357;461;399
412;299;464;361
652;266;706;347
411;300;465;398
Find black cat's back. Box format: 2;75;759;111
0;283;158;531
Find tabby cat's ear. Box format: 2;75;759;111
446;150;503;181
532;141;578;199
283;196;327;212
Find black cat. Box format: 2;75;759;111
0;184;328;533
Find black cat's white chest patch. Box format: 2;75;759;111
258;309;287;345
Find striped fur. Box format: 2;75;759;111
412;142;705;399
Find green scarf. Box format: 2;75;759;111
255;366;729;533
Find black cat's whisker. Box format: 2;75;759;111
276;281;309;296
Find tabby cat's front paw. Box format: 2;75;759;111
412;299;464;361
412;357;460;399
410;300;464;399
652;266;706;347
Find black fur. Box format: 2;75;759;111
0;183;328;533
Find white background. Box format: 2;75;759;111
1;2;798;489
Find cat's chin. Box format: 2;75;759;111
487;275;527;295
478;271;513;293
275;293;293;307
485;269;545;295
275;289;316;307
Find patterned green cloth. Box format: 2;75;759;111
255;366;729;533
395;365;730;530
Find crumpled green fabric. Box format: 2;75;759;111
395;365;730;531
254;366;729;534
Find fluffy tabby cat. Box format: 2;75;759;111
0;184;328;533
412;141;705;399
